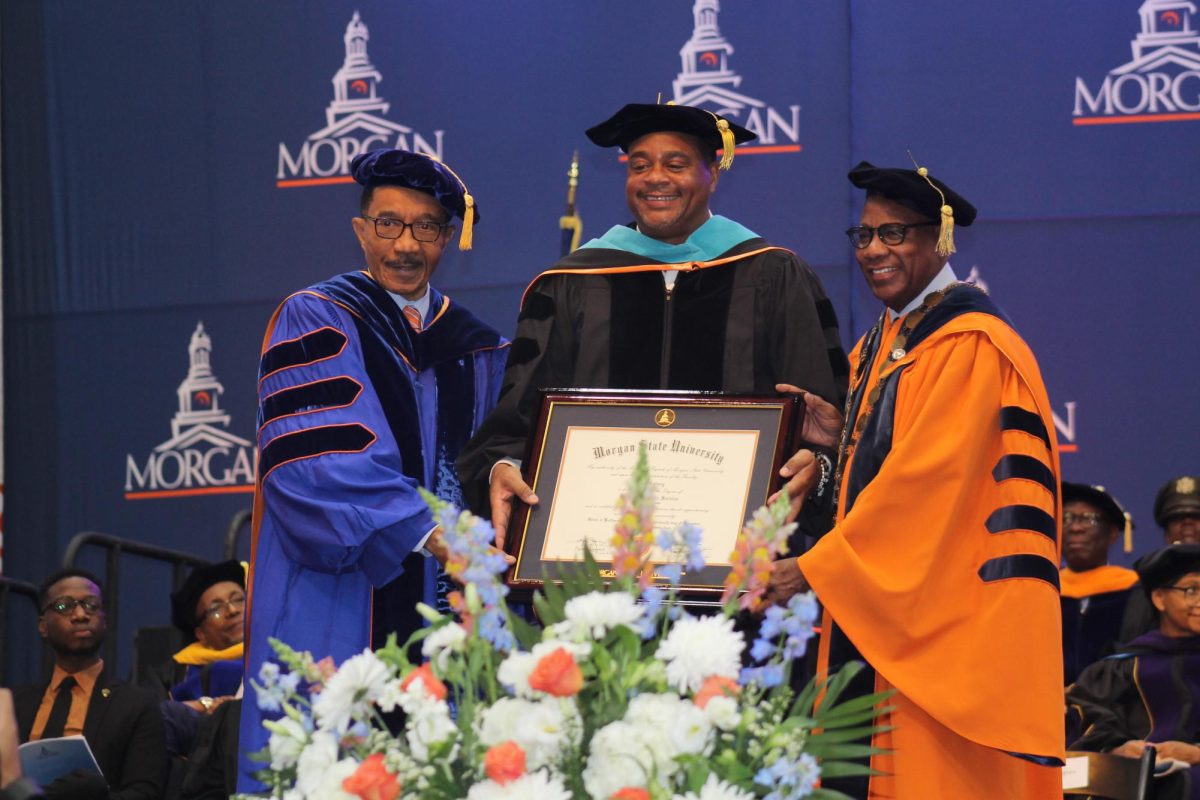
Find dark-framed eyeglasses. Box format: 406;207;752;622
198;595;246;624
43;597;103;616
845;222;938;249
361;214;449;243
1063;511;1106;530
1161;585;1200;604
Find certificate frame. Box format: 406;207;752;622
505;389;801;598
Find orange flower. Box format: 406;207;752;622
342;753;401;800
400;663;448;701
693;675;740;709
528;647;583;697
483;740;526;785
610;789;651;800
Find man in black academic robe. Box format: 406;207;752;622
458;103;848;539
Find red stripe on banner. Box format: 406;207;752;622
1073;112;1200;126
1059;444;1079;453
125;485;256;500
275;176;357;188
618;144;803;162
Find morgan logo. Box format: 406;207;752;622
670;0;803;153
1074;0;1200;125
124;324;256;499
276;12;445;187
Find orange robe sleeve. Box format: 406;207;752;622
799;313;1065;761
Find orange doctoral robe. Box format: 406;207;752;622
799;284;1064;798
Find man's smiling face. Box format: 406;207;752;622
624;131;718;244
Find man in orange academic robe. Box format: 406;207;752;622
768;162;1064;798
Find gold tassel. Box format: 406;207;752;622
717;118;736;171
1123;512;1133;553
936;202;956;257
459;192;474;251
911;161;956;257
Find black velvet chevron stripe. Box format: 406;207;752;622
999;406;1050;450
260;328;347;377
978;554;1060;589
991;454;1056;495
260;423;375;479
261;377;362;426
986;504;1057;543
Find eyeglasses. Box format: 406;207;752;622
198;595;245;624
361;215;449;243
43;597;103;616
1161;585;1200;604
845;222;938;249
1063;512;1106;530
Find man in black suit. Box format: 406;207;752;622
13;569;165;800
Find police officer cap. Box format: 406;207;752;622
586;103;756;156
171;559;245;638
1134;543;1200;593
848;161;977;226
1153;475;1200;528
1062;482;1130;530
350;149;479;224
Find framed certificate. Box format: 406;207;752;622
506;389;801;597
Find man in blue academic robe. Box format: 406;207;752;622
237;149;509;791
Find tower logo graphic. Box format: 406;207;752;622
1074;0;1200;124
669;0;803;153
124;323;256;499
276;12;446;186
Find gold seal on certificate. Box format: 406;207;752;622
506;390;801;597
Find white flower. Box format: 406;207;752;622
582;720;655;800
496;651;538;698
312;649;391;734
477;697;579;771
466;769;572;800
377;677;406;714
702;695;741;731
422;622;468;670
267;716;308;770
547;591;644;640
626;693;712;762
309;757;358;799
405;699;459;761
673;773;755;800
295;730;339;796
584;694;711;799
655;615;743;692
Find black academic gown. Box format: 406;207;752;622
1067;631;1200;799
457;237;848;514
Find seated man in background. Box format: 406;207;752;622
1067;544;1200;799
1120;474;1200;641
1060;482;1138;684
161;561;244;761
13;569;165;800
168;560;243;709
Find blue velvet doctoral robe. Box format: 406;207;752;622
237;271;508;791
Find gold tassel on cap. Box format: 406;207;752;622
716;117;736;171
459;193;474;251
1123;512;1133;553
907;152;956;257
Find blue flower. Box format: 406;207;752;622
757;752;821;800
739;663;784;688
658;563;683;586
655;528;675;551
680;523;706;571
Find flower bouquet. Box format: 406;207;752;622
244;445;886;799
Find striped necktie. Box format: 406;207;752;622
403;305;422;333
